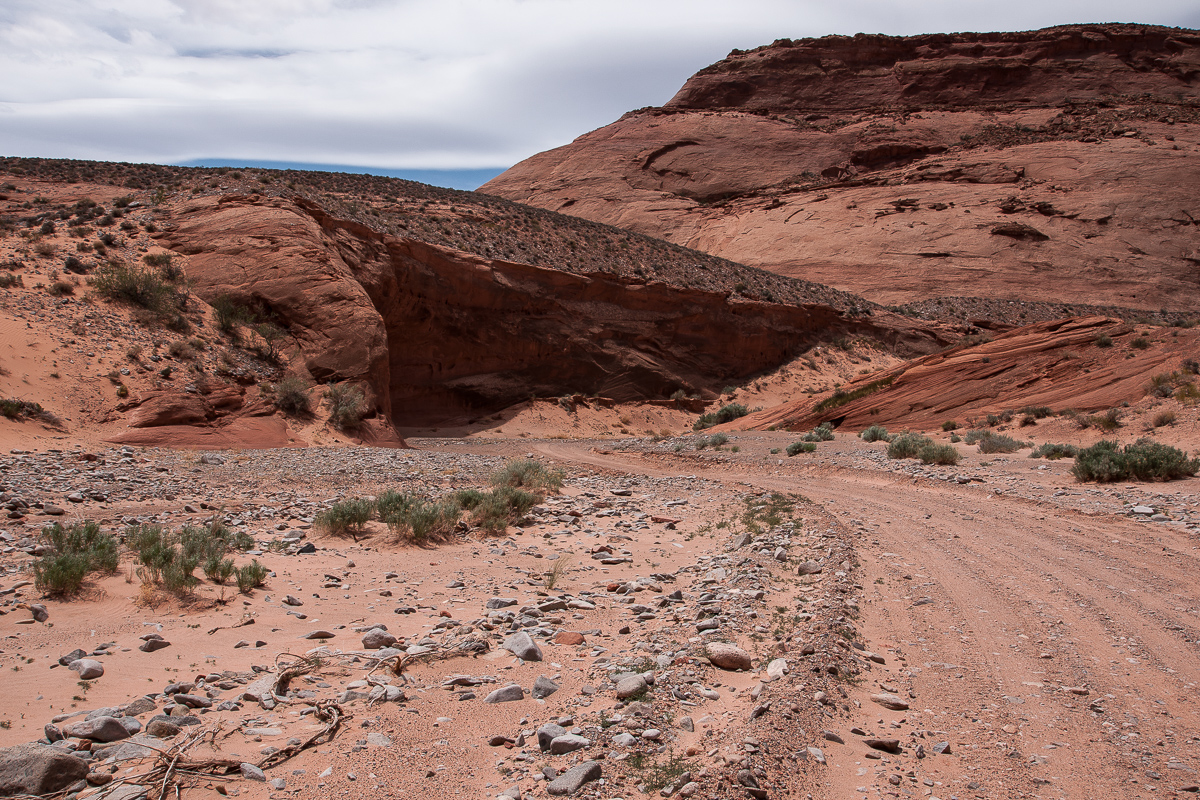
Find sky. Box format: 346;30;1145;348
2;1;1198;190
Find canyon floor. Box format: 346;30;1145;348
1;427;1197;800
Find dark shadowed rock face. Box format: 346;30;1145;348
157;194;949;427
483;24;1200;312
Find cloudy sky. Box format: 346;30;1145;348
2;0;1198;188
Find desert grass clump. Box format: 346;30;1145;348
236;560;269;593
785;441;816;456
543;556;570;590
693;402;749;430
270;376;312;415
1152;409;1177;428
801;422;834;442
455;485;540;534
377;491;460;542
964;430;1028;454
127;524;199;597
314;498;374;541
91;260;185;320
1072;439;1199;483
32;521;120;597
886;432;932;460
490;458;564;494
1030;443;1078;460
860;425;890;442
324;383;366;430
918;442;961;465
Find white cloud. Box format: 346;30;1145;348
0;0;1196;170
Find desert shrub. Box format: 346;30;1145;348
693;402;749;430
1185;359;1200;375
1030;443;1078;460
1095;408;1122;432
1153;409;1177;428
949;433;962;443
253;321;286;360
1131;337;1151;350
919;442;961;465
785;441;816;456
462;485;539;534
1072;439;1199;482
167;340;195;359
47;279;75;297
707;432;729;447
490;458;563;494
0;273;22;289
0;398;46;421
314;498;373;541
967;431;1027;454
813;376;894;413
236;560;269;593
887;432;932;459
211;294;251;338
271;376;311;415
378;491;460;542
32;521;120;597
801;422;834;442
1094;334;1113;348
91;260;182;313
860;425;890;442
1176;383;1200;404
324;383;366;430
941;420;958;432
63;255;84;273
203;555;236;584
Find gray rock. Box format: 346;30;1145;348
361;629;398;650
122;697;157;717
139;638;171;653
240;762;266;781
797;560;823;575
531;675;560;699
483;684;525;704
58;648;87;667
283;595;303;606
0;743;89;796
69;659;104;679
303;630;335;640
612;732;636;747
502;632;542;662
44;723;63;742
615;674;647;699
119;717;142;735
548;734;590;755
486;597;518;608
870;693;909;711
63;716;131;743
537;723;567;751
546;761;601;796
172;694;212;709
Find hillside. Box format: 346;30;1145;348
482;24;1200;311
0;158;955;447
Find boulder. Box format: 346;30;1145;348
63;716;132;743
546;761;602;796
705;642;752;671
483;684;525;704
502;632;542;662
361;629;398;650
69;659;104;679
0;743;89;796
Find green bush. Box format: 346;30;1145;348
378;491;460;542
236;560;269;593
918;443;961;465
211;294;251;338
0;399;46;421
203;555;236;584
1131;337;1151;350
460;486;538;534
314;498;374;541
801;422;834;442
941;420;959;432
0;273;23;289
90;261;184;317
1030;443;1078;460
965;431;1027;454
32;521;120;597
490;458;564;494
693;402;749;430
1072;439;1199;482
813;377;894;413
887;432;932;459
860;425;890;442
1094;334;1113;348
271;376;311;415
707;432;729;447
786;441;816;456
324;383;366;430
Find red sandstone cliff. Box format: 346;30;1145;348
483;24;1200;311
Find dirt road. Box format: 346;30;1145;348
536;440;1200;799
